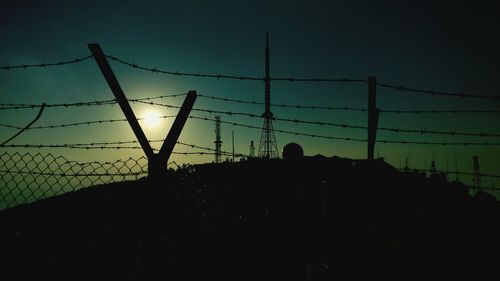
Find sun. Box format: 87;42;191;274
143;111;161;127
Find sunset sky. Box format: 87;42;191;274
1;0;499;191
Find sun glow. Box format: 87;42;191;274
143;111;161;127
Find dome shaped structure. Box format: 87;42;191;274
282;142;304;160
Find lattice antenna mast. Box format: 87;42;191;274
258;32;279;158
214;115;222;163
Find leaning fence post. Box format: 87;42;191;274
88;43;197;177
158;91;197;160
368;76;379;161
88;43;155;160
150;91;197;176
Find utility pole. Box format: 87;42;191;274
367;76;379;161
214;116;222;163
232;129;235;162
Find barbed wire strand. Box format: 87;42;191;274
272;77;367;83
273;116;500;138
380;109;500;114
2;53;498;100
3;93;499;114
28;115;178;130
105;55;263;81
176;141;248;157
2;113;500;146
197;115;500;145
0;143;225;155
131;101;500;138
105;55;379;84
378;83;500;101
188;116;500;146
0;55;93;70
198;94;500;113
2;115;178;130
0;123;22;130
2;102;500;139
197;94;367;112
1;139;248;157
0;93;187;110
105;55;500;100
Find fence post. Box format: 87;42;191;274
88;43;155;160
368;76;379;161
155;91;197;174
88;43;197;177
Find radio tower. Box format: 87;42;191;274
258;32;279;158
214;115;222;163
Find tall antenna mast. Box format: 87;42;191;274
258;32;279;158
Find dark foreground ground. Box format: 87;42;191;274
1;156;500;280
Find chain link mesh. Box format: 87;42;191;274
0;151;148;210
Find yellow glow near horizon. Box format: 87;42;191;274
143;111;161;128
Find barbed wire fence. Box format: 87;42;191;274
1;52;500;210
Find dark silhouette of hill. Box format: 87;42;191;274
1;156;499;280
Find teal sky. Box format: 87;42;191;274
1;0;500;192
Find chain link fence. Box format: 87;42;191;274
0;151;148;210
